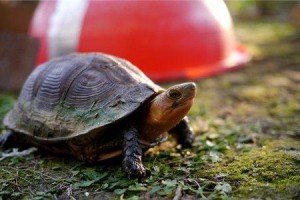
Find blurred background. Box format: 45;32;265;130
0;0;299;92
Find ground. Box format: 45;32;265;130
0;20;300;200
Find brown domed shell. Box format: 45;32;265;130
4;53;162;140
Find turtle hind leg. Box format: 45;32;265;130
0;130;16;149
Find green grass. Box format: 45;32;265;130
0;20;300;199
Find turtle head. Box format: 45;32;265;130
151;82;196;122
140;82;196;142
165;82;196;109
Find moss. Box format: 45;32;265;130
198;139;300;199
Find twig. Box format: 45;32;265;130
173;185;183;200
0;147;37;161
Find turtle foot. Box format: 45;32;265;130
181;133;194;148
122;156;146;179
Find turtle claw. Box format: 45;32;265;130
122;157;146;179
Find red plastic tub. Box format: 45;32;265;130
30;0;250;82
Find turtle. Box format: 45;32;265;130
0;53;196;179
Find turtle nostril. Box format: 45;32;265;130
186;82;196;91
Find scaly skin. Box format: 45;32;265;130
122;122;145;179
140;82;196;144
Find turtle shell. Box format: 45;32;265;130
4;53;162;141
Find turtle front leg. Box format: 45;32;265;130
122;124;146;179
168;116;195;148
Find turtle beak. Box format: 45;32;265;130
177;82;197;101
182;82;197;98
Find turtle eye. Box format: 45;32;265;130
167;89;182;100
